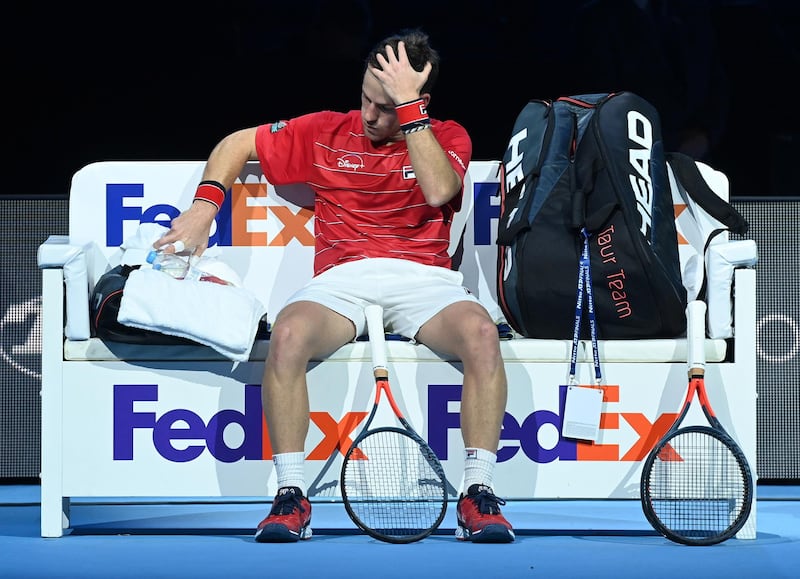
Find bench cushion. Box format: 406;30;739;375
63;336;727;363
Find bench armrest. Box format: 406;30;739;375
38;235;109;341
707;239;758;339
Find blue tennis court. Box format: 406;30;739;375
2;483;797;578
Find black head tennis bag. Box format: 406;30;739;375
89;264;272;345
89;264;199;345
496;92;687;339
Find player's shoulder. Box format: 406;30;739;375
432;118;472;150
307;110;360;124
270;110;355;128
431;118;470;139
431;117;467;131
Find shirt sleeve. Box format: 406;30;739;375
432;120;473;214
254;113;324;185
434;120;473;183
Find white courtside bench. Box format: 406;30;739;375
38;160;758;538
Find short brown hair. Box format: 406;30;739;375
365;28;440;95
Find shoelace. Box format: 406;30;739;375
470;488;507;515
270;492;306;516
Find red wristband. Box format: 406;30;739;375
194;181;226;209
395;98;428;127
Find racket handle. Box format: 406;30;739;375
365;304;388;375
687;300;707;372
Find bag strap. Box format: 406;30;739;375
569;227;603;385
667;152;751;303
666;151;749;235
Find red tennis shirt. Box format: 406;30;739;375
255;110;472;276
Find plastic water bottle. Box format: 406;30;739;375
146;250;193;279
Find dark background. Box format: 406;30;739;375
8;0;799;200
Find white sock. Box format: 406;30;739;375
273;451;306;496
463;447;497;493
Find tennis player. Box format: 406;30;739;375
155;28;514;544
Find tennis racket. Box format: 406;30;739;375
640;300;754;545
340;304;448;543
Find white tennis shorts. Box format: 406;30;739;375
283;258;481;340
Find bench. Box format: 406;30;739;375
38;160;758;538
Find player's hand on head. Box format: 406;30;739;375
370;41;432;104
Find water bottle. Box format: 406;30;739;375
146;250;193;279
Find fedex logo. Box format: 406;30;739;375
113;384;363;463
113;384;266;462
113;383;676;464
105;178;498;249
105;182;314;248
430;384;675;462
471;181;501;246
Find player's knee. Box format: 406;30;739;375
267;321;314;364
466;312;500;345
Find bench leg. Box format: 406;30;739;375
40;268;69;537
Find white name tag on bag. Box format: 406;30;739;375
562;385;604;441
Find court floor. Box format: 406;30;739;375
2;484;798;578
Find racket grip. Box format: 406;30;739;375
687;300;707;371
364;304;388;373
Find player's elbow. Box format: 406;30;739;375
424;193;456;208
422;178;462;207
216;128;259;161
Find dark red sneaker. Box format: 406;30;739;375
254;486;312;542
455;484;515;543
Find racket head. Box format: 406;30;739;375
340;426;448;544
640;424;754;546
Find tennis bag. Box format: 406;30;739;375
89;264;199;344
90;264;272;345
497;92;686;339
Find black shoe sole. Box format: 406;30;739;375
461;524;515;543
254;523;311;543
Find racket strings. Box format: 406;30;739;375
646;429;749;540
342;429;446;540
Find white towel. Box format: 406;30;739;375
118;222;227;267
119;223;173;266
118;268;267;362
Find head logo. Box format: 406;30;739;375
626;110;654;240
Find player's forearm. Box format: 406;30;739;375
405;129;462;207
200;127;260;189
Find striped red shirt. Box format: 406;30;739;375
255;110;472;276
